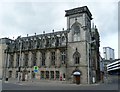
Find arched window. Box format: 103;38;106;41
24;53;28;67
51;37;55;46
42;38;46;47
61;36;66;45
71;23;80;41
74;25;80;34
73;49;80;64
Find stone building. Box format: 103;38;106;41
4;6;100;84
91;24;100;82
0;38;13;79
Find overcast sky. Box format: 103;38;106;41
0;0;119;59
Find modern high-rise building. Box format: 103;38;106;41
103;47;115;61
3;6;100;84
103;47;115;76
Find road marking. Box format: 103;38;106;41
18;84;23;85
11;82;24;86
4;81;8;83
94;84;99;85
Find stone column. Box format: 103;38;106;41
29;70;32;80
21;52;24;67
39;70;41;80
7;54;10;68
28;51;32;67
54;69;56;80
20;72;23;81
46;51;50;67
49;71;51;80
37;51;41;67
14;53;17;68
13;69;16;78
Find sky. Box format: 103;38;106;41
0;0;119;59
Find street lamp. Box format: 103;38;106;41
87;40;96;84
18;38;22;82
2;39;8;81
4;49;8;81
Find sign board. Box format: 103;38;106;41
34;66;39;73
73;71;81;75
34;66;38;70
34;70;38;73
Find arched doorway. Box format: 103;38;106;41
22;68;28;81
72;70;81;84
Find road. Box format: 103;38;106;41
0;80;2;92
1;75;119;90
1;81;119;90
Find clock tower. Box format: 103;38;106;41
65;6;93;84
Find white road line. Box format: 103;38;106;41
18;84;23;85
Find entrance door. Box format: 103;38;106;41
76;75;80;84
22;72;25;81
73;70;81;84
22;70;27;81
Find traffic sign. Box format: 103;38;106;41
34;70;38;73
34;66;39;73
34;66;38;70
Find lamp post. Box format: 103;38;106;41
0;38;4;80
18;38;22;82
4;49;8;81
87;40;96;84
1;39;8;81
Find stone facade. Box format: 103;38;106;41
3;6;100;84
0;38;13;79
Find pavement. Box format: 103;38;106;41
0;80;2;92
2;79;119;90
2;79;105;90
3;75;119;87
4;79;76;85
1;75;119;90
5;79;102;86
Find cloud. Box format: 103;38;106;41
0;2;72;37
0;0;118;58
100;32;118;58
79;1;118;58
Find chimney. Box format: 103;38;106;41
52;29;54;33
43;31;45;34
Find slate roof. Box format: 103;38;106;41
65;6;92;20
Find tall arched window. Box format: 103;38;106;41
71;23;80;41
51;37;55;46
61;36;66;45
73;48;80;64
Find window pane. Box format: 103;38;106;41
51;52;55;65
56;71;59;79
74;25;80;34
61;51;66;64
51;71;54;79
32;71;35;78
16;71;18;78
42;52;45;66
46;71;49;79
41;71;44;79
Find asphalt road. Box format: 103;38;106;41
1;75;119;90
1;81;119;90
0;80;2;92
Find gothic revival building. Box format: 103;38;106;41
4;6;100;84
0;38;13;80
